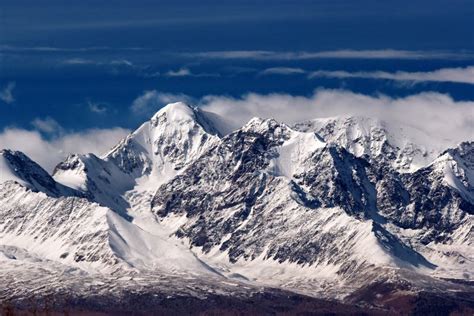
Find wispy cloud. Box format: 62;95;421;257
309;66;474;84
31;117;64;135
259;67;306;76
60;58;156;77
164;67;220;78
0;82;16;104
3;45;473;61
62;58;135;67
185;50;474;60
0;45;145;52
87;100;108;114
165;68;193;77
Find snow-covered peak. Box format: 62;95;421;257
105;103;220;179
52;103;223;220
150;102;196;124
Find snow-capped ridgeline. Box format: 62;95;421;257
0;102;473;299
293;116;450;172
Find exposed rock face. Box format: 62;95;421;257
150;114;472;279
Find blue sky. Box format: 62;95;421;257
0;0;473;169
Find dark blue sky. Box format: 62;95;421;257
1;0;473;133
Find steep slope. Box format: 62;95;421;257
0;149;78;197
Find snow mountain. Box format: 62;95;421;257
1;102;473;314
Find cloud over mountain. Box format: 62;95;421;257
200;89;474;144
0;126;130;172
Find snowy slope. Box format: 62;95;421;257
0;180;221;276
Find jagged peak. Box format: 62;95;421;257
53;153;103;175
241;117;285;133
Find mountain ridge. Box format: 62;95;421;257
1;102;473;313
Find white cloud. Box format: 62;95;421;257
131;90;194;115
166;68;192;77
0;127;130;172
309;66;474;84
0;45;141;52
88;100;108;113
259;67;306;75
62;58;135;67
164;67;220;78
62;58;96;65
110;59;134;67
31;117;64;135
200;90;474;146
0;81;16;104
187;50;474;60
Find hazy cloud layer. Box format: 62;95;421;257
187;50;474;60
200;90;474;145
0;82;16;104
0;127;130;172
259;67;306;75
309;66;474;84
258;66;474;85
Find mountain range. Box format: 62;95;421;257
1;102;473;314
